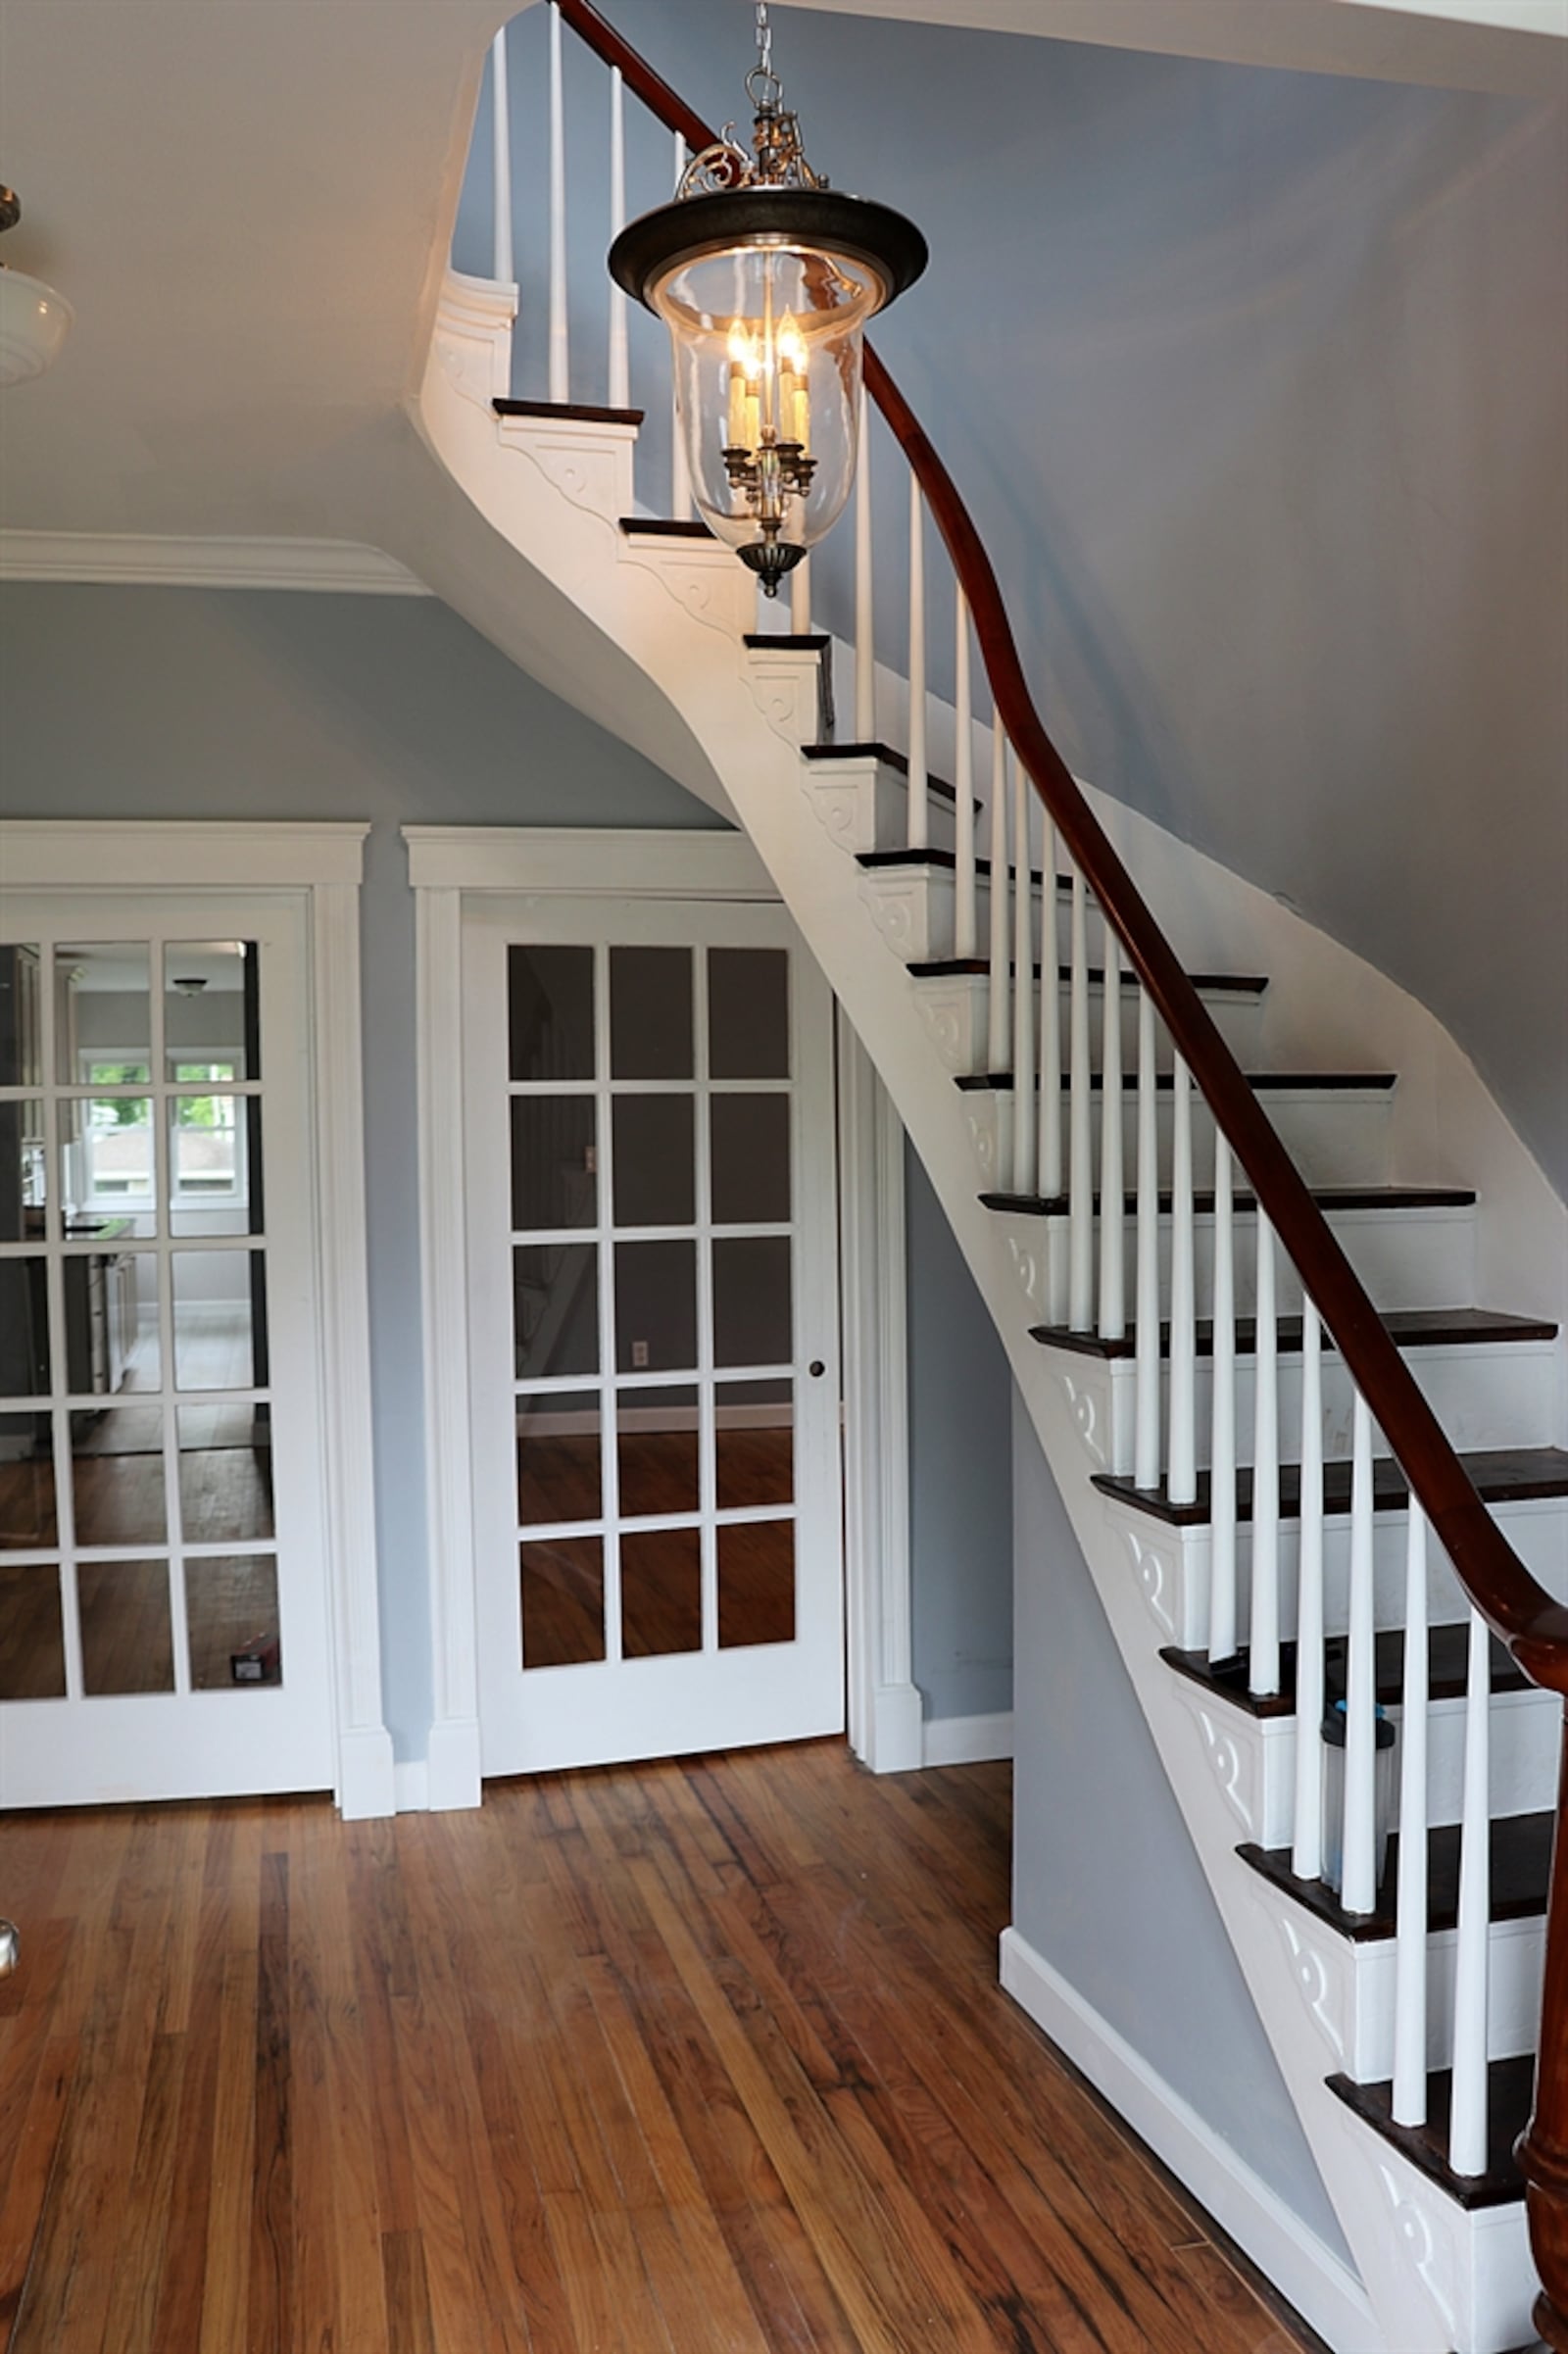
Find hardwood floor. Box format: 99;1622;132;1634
0;1744;1318;2353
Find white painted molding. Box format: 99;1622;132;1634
393;1759;431;1814
312;881;396;1820
0;530;430;596
416;885;483;1811
0;821;368;890
923;1710;1015;1767
999;1927;1377;2354
402;825;774;898
839;1013;923;1774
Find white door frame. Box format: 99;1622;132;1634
0;821;394;1818
405;825;915;1805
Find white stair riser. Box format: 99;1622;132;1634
996;1202;1478;1319
965;1084;1393;1195
1045;1342;1559;1480
912;968;1265;1078
860;864;1072;966
1106;1494;1568;1656
1271;1899;1544;2085
1179;1679;1558;1854
801;759;961;858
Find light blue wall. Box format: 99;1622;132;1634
467;1;1567;1194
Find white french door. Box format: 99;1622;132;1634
0;893;335;1806
464;896;843;1777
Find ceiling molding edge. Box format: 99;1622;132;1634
0;531;432;597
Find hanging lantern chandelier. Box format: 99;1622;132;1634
610;3;926;596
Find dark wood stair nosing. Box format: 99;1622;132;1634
495;396;646;426
1092;1447;1568;1527
907;956;1269;998
1030;1306;1557;1364
956;1068;1397;1095
1239;1810;1553;1955
1326;2056;1536;2211
980;1185;1478;1218
618;515;715;538
857;847;1068;889
1160;1624;1533;1726
744;633;832;652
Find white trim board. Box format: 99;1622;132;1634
0;821;368;890
0;531;430;596
999;1928;1376;2354
922;1710;1014;1767
403;825;774;898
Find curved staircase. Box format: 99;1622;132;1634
415;11;1568;2348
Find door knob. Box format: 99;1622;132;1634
808;1360;825;1377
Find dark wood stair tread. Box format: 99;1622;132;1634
957;1068;1396;1094
909;956;1268;997
745;633;832;652
857;847;1069;889
1161;1622;1529;1726
1240;1810;1553;1945
1034;1306;1556;1363
1327;2056;1536;2210
494;397;645;426
981;1184;1477;1218
1093;1447;1568;1526
618;515;714;538
801;739;968;809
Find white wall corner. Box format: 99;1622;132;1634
923;1709;1015;1767
999;1926;1378;2354
870;1683;927;1774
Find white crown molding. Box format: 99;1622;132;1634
402;824;774;898
0;820;368;890
0;530;430;597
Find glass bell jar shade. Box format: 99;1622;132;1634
612;185;925;594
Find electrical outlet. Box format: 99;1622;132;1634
631;1339;650;1368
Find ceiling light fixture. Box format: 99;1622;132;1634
0;187;74;388
609;2;926;597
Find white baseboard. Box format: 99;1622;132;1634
923;1709;1014;1767
424;1717;483;1811
335;1724;396;1820
999;1927;1376;2354
863;1681;926;1774
393;1759;430;1813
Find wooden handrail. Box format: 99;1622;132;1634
553;0;1568;2322
552;0;1565;1685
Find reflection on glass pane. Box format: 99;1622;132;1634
56;943;151;1086
60;1098;156;1235
0;949;41;1088
0;1259;49;1396
510;947;595;1082
718;1520;796;1648
612;1096;695;1228
172;1251;265;1391
165;942;258;1080
511;1098;596;1233
516;1391;601;1527
615;1240;696;1374
169;1095;253;1237
73;1404;166;1547
716;1379;793;1509
709;950;789;1079
521;1537;605;1667
178;1402;273;1545
621;1527;703;1658
617;1385;699;1518
186;1554;280;1689
514;1245;599;1380
0;1101;46;1243
0;1415;56;1548
712;1237;792;1368
611;948;692;1080
0;1564;66;1697
112;1254;162;1393
78;1559;174;1694
710;1096;791;1225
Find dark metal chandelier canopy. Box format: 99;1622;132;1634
609;3;927;595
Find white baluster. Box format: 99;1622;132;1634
1393;1501;1431;2127
491;27;514;284
790;552;811;635
1167;1055;1197;1504
1011;755;1037;1198
1097;931;1124;1340
906;478;927;850
670;135;692;516
1133;988;1160;1488
1449;1603;1492;2177
608;70;629;407
855;383;874;743
549;4;569;403
953;594;976;961
1208;1137;1237;1663
1292;1299;1326;1876
1249;1209;1279;1692
1342;1392;1379;1916
1038;812;1061;1204
986;725;1010;1080
1068;872;1093;1333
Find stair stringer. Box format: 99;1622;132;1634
416;286;1536;2354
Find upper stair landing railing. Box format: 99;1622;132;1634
476;8;1568;2338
